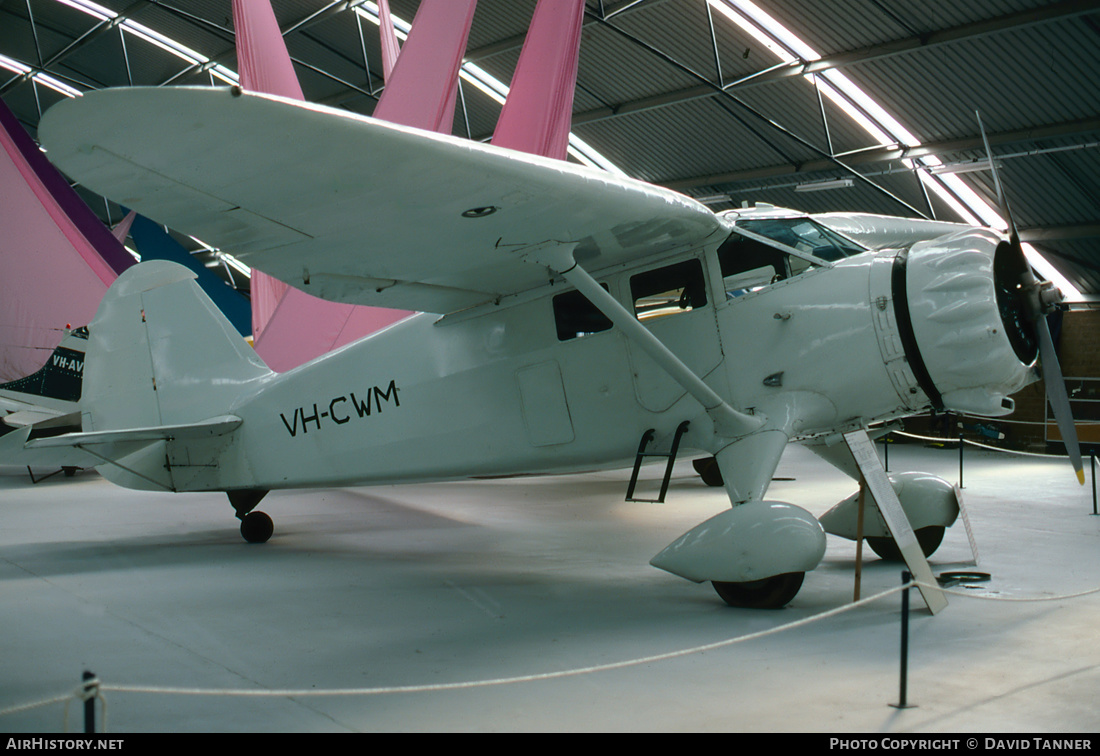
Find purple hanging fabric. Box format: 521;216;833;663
0;98;134;380
491;0;584;161
373;0;477;133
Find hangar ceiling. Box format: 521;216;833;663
1;0;1098;300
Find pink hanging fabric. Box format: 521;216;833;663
373;0;477;132
256;287;407;372
232;0;304;101
111;210;136;244
235;0;441;369
378;0;401;80
232;0;298;345
492;0;585;161
0;99;133;380
249;268;289;346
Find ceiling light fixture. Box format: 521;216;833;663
927;159;1003;176
711;1;1082;300
0;53;82;98
795;178;854;192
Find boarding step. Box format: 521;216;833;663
625;421;690;503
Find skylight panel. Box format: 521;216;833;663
0;53;82;98
710;1;1080;298
51;0;239;85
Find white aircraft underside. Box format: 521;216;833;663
3;86;1070;609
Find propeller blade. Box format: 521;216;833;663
977;112;1080;483
1036;316;1085;485
976;110;1018;242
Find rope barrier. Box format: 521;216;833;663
96;583;912;699
953;413;1100;428
891;429;1089;460
922;581;1100;602
5;576;1099;731
0;676;108;732
3;423;1095;725
958;417;1100;427
0;692;72;717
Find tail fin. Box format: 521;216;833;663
83;260;272;434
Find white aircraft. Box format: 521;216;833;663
3;86;1082;608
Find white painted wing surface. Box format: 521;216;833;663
39;87;723;314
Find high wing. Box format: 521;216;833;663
38;87;725;314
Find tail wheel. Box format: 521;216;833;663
866;526;945;561
712;572;804;609
240;511;274;544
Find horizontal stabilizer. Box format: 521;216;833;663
0;415;242;477
32;414;242;448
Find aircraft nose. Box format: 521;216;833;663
901;228;1037;417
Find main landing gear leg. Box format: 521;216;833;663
227;489;273;543
707;435;820;609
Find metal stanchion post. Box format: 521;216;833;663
958;434;964;489
854;477;866;602
891;571;914;709
1092;454;1097;516
82;671;96;734
884;435;889;472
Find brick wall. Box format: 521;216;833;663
1005;309;1100;450
900;309;1099;452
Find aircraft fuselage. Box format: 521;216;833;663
158;231;1008;497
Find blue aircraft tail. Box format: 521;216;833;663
0;326;87;404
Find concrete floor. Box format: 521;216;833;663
1;441;1098;733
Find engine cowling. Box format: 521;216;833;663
900;228;1038;416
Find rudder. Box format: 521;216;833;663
83;260;271;435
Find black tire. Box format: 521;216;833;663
712;572;804;609
866;526;945;561
240;511;274;544
692;457;724;487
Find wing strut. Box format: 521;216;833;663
528;243;763;439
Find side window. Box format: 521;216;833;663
553;286;613;341
717;236;785;298
630;259;708;321
788;254;813;277
737;218;864;261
